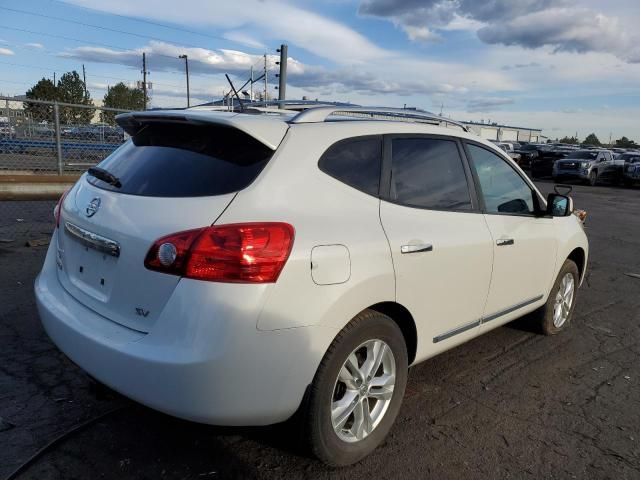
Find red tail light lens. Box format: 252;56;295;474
144;223;295;283
53;188;70;229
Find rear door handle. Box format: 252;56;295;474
496;238;515;246
401;243;433;254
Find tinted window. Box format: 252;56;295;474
319;137;382;196
87;122;273;197
467;144;535;215
390;138;472;210
567;151;598;160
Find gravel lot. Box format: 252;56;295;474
1;181;639;480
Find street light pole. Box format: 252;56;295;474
179;54;190;107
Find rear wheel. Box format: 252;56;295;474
304;310;408;466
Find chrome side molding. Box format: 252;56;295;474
433;294;544;343
64;222;120;257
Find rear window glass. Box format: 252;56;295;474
87;122;273;197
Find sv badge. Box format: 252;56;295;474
135;307;150;318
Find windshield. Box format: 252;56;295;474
520;145;538;151
622;153;640;163
565;151;598;160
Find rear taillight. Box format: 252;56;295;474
53;188;70;229
144;223;295;283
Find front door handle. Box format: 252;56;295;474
496;238;515;246
401;243;433;254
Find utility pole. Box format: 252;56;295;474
179;54;190;107
276;44;287;108
250;66;253;101
141;52;148;110
263;53;268;102
53;72;56;86
82;64;87;96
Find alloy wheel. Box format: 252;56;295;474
331;339;396;443
553;272;575;328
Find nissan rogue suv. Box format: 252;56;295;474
35;106;589;466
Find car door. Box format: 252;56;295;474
464;143;558;329
379;136;494;362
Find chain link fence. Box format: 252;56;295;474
1;96;130;174
1;96;134;242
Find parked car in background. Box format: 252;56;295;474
513;143;542;168
0;123;16;138
61;125;123;142
530;146;575;178
495;142;521;164
35;105;589;466
622;152;640;186
553;149;620;185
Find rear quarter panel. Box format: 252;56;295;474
214;123;397;332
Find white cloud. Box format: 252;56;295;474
359;0;640;63
25;43;44;49
60;38;515;98
0;47;14;56
466;97;515;112
61;0;387;64
222;31;266;50
401;25;441;42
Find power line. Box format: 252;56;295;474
47;0;244;46
0;60;183;88
0;25;178;60
0;6;227;51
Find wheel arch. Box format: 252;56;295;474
367;302;418;365
567;247;586;281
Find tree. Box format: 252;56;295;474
56;71;95;124
583;133;601;146
559;136;579;144
100;83;146;125
614;136;637;148
25;78;57;122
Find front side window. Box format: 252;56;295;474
467;144;535;215
390;138;472;210
319;136;382;196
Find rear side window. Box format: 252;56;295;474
318;136;382;196
390;138;472;210
87;122;273;197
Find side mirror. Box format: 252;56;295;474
546;193;573;217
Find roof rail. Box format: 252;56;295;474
290;106;469;132
248;99;357;108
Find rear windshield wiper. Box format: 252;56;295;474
88;167;122;188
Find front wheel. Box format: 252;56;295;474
304;310;408;466
534;260;580;335
587;170;598;186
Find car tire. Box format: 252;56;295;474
588;170;598;186
304;309;408;466
535;260;580;336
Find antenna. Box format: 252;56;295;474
224;74;245;112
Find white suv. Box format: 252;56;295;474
35;106;588;466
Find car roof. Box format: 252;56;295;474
117;106;486;151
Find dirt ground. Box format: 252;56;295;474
1;181;639;480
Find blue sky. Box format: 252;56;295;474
0;0;639;140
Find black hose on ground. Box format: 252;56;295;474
4;406;125;480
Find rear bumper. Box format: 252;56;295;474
35;237;336;426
